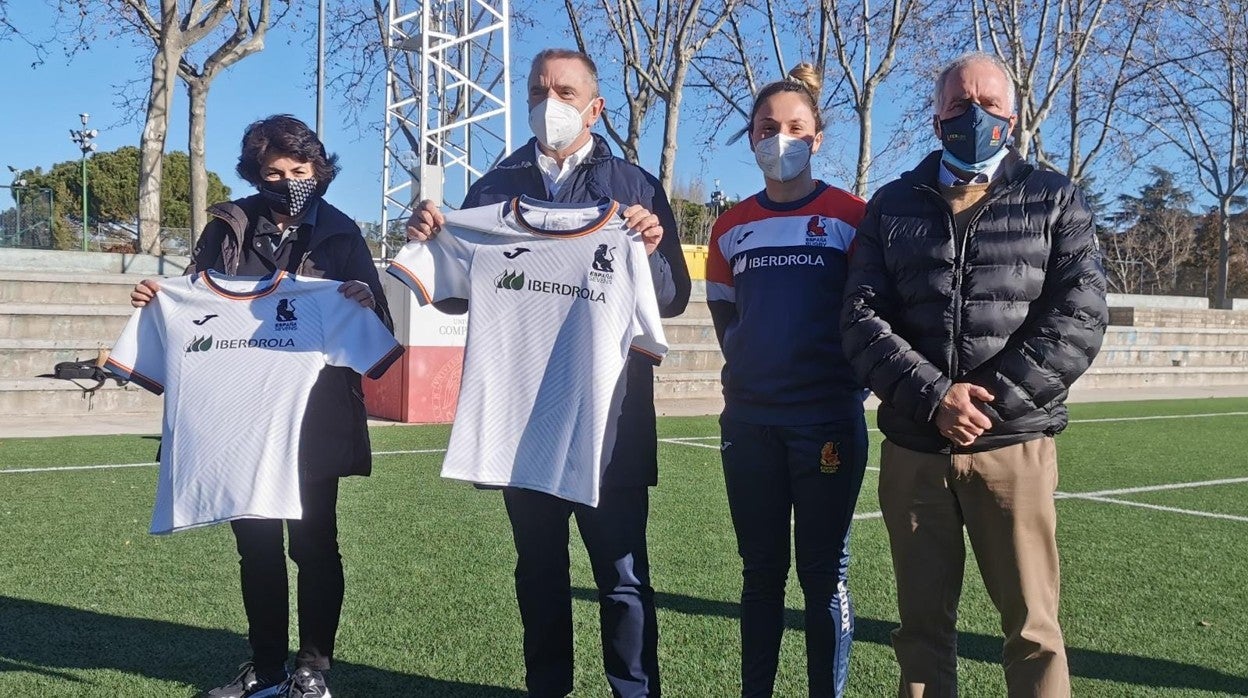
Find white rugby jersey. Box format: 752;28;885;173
387;197;668;506
106;271;402;534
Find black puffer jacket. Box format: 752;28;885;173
841;150;1108;453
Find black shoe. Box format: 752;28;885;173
201;662;288;698
281;667;332;698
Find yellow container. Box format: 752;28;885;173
682;244;709;280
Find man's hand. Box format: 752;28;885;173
338;280;376;309
935;382;996;447
405;199;446;242
623;204;663;255
129;279;161;308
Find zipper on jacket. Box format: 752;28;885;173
916;182;965;378
915;178;1022;380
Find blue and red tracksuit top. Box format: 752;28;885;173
707;181;867;425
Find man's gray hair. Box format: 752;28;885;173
933;51;1016;113
530;48;600;98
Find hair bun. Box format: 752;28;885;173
787;63;822;99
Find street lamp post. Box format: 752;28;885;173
69;113;98;252
6;167;26;246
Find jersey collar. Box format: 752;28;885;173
504;196;619;237
199;270;289;300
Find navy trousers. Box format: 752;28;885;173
719;416;868;698
502;486;660;698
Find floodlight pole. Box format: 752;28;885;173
380;0;512;260
70;113;97;252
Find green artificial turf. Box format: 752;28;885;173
1;399;1247;696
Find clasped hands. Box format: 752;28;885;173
935;382;996;447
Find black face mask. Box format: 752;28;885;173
259;177;321;217
938;103;1011;166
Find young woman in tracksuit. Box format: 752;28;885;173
705;65;868;698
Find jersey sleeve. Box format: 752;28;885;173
706;216;735;304
386;231;473;305
626;236;669;366
321;290;405;379
104;301;167;395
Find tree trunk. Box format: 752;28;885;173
658;63;689;198
1217;197;1232;309
137;8;180;256
854;95;874;198
187;78;209;251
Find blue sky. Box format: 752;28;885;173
0;3;957;225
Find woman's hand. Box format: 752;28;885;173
130;279;161;308
338;280;376;309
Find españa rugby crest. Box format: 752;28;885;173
820;441;841;474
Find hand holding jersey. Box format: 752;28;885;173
387;197;668;507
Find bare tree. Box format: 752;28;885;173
562;0;742;194
563;0;657;164
175;1;278;242
693;0;941;196
972;0;1111;163
1132;0;1248;307
1045;0;1153;184
822;0;929;196
57;1;242;254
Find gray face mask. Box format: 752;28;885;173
260;177;321;217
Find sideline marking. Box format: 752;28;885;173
1;448;448;474
1058;494;1248;523
7;408;1248;474
1055;476;1248;499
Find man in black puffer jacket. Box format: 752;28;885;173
841;53;1106;698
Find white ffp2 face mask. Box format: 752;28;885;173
529;98;592;152
753;134;813;182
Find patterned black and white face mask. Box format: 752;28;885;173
259;177;321;217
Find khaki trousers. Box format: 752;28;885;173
878;438;1070;698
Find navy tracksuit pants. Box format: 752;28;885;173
719;415;868;698
503;485;659;698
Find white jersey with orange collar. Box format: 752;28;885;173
387;197;668;506
106;271;402;534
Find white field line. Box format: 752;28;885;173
0;461;157;474
0;448;448;474
5;407;1248;476
1054;477;1248;499
1058;494;1248;523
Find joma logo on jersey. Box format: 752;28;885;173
495;269;526;291
274;299;299;331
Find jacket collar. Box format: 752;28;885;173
905;148;1032;190
495;133;616;171
207;194;346;251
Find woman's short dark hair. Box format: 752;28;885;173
236;114;340;187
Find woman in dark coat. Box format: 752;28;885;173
130;114;392;698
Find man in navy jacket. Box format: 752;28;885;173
406;48;690;698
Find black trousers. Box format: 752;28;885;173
230;476;343;674
503;486;660;698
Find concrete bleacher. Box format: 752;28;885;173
652;284;1248;405
2;249;1248;427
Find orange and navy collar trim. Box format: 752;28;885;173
506;196;619;238
200;270;288;300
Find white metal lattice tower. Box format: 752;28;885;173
380;0;512;258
